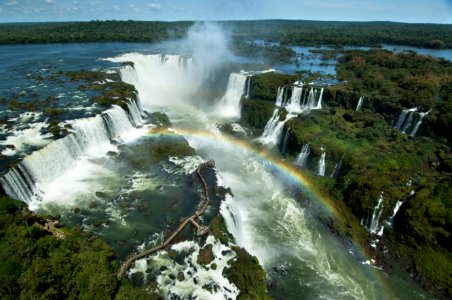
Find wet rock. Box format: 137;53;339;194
5;144;15;150
159;266;168;272
177;271;185;281
106;151;117;157
168;274;176;280
95;191;105;198
272;265;289;276
73;207;81;214
221;250;232;256
197;244;215;265
211;263;217;270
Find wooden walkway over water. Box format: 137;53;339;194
116;160;215;280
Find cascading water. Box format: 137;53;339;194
245;76;251;99
367;193;385;236
285;85;304;114
294;143;310;167
215;72;249;119
410;110;430;136
330;155;344;179
281;128;291;154
317;146;326;176
258;110;296;145
356;96;363;111
0;103;142;207
275;86;286;107
316;87;324;109
388;201;403;226
394;107;430;136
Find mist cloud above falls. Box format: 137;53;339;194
184;22;232;74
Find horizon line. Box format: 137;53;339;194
0;19;451;26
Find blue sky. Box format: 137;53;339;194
0;0;451;23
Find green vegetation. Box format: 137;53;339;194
224;246;270;300
117;131;196;168
332;50;452;141
227;20;452;49
0;195;159;299
209;215;234;245
232;41;296;64
67;70;137;110
1;20;451;49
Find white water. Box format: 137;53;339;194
294;143;310;167
410;110;430;136
275;86;286;107
367;193;385;236
0;120;53;156
317;146;326;176
356;96;363;111
394;107;430;136
388;201;403;226
215;72;249;119
258;110;296;145
0;104;144;208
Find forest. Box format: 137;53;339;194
0;20;451;49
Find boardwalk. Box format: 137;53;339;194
116;160;215;280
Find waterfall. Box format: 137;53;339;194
281;128;291;154
294;143;310;167
395;107;430;136
410;110;430;136
317;146;326;176
388;201;403;226
275;87;285;107
355;96;363;111
215;72;249;119
245;77;251;99
259;110;296;145
285;86;303;114
368;193;384;236
395;107;418;131
0;102;142;205
330;155;344;179
316;88;324;109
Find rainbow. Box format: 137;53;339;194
145;126;394;297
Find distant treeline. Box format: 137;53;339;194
0;20;451;49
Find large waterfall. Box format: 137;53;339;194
215;72;249;119
0;103;143;207
294;143;310;167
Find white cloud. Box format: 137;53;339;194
6;1;18;6
112;4;120;11
45;0;56;4
147;3;161;11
